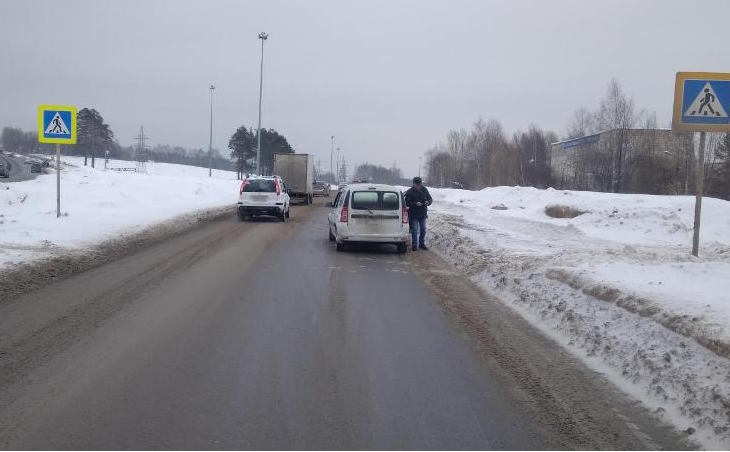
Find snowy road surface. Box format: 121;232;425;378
0;198;690;449
0;154;37;183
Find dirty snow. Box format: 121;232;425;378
427;186;730;448
0;157;239;269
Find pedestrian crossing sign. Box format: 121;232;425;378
673;72;730;132
38;104;77;144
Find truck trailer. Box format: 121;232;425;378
273;153;314;205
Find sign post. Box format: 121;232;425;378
38;105;77;218
672;72;730;256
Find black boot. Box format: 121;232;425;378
419;244;429;250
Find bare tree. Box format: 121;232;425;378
566;107;595;139
595;78;638;192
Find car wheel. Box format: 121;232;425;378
336;242;346;252
397;243;408;254
285;207;290;218
279;211;286;222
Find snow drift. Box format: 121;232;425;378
428;186;730;448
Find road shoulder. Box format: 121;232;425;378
408;249;694;450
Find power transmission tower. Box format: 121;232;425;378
338;157;348;182
134;126;149;173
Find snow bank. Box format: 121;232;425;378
0;157;239;269
432;186;730;252
428;186;730;448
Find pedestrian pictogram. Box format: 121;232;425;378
45;112;71;135
684;82;727;118
673;72;730;132
38;104;77;144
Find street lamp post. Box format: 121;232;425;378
208;84;215;177
256;32;268;175
330;135;334;183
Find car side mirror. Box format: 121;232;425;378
326;202;333;208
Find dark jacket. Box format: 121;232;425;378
404;186;433;219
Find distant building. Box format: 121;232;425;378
550;129;695;195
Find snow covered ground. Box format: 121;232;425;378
427;186;730;448
0;157;239;269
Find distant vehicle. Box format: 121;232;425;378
312;180;331;197
337;181;347;191
236;175;290;222
327;183;410;253
0;163;9;178
273;153;314;205
30;161;42;173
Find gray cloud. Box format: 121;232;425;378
1;0;728;177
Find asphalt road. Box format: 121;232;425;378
0;154;38;183
0;198;689;450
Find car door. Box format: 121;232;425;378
280;180;290;208
348;190;401;236
328;190;342;232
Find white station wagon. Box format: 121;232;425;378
327;183;410;253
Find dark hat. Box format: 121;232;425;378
412;176;422;184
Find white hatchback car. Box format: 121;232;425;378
327;183;410;253
237;175;290;222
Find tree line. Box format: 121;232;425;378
425;118;556;190
352;163;409;185
2;107;298;177
228;126;294;180
424;78;730;200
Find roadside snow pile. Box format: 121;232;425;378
0;157;239;269
428;186;730;448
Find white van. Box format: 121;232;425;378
327;183;410;253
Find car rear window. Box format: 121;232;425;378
243;179;276;192
351;191;400;210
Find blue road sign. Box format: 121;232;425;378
673;72;730;132
38;104;77;144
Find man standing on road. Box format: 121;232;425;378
404;176;433;251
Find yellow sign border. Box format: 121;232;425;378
38;104;77;144
672;72;730;132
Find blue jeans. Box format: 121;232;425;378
409;216;427;248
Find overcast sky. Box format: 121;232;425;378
2;0;729;177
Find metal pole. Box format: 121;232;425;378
692;131;706;257
56;143;61;218
256;32;268;175
208;84;215;177
330;135;334;183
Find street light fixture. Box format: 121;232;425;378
256;32;268;175
208;84;215;177
330;135;334;183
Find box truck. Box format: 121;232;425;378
273;153;314;205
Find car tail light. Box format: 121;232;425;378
402;205;409;223
239;178;249;194
274;178;281;196
340;206;349;223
